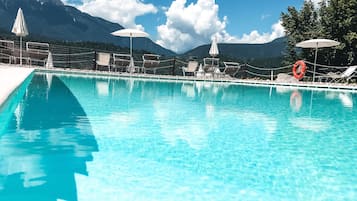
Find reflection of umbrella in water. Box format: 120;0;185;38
45;73;53;100
11;8;29;66
111;29;149;70
96;80;109;96
290;117;330;132
296;39;340;82
339;93;353;108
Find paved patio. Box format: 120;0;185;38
1;63;357;108
0;64;34;107
35;66;357;92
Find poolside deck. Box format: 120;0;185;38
0;64;34;107
0;63;357;107
35;66;357;92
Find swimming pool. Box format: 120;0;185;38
0;72;356;200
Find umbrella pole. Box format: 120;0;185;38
20;36;22;66
313;47;318;82
129;36;133;70
130;36;133;59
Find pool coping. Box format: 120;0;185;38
1;63;357;108
35;67;357;93
0;64;35;107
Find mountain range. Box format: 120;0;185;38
184;37;286;64
0;0;287;65
0;0;175;55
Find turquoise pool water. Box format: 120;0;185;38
0;73;356;200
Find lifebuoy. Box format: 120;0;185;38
292;60;306;80
290;91;302;112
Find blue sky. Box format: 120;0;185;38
62;0;311;53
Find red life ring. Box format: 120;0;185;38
292;60;306;80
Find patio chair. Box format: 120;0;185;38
0;39;14;64
182;60;199;76
223;62;241;78
321;65;357;83
96;52;111;71
203;57;219;77
26;41;49;67
142;54;160;74
112;53;131;72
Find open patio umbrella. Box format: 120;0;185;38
111;29;149;70
11;8;29;66
209;37;219;57
296;38;340;82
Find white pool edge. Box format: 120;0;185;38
35;67;357;93
0;64;34;107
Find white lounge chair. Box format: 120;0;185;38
223;61;241;78
142;54;160;74
0;39;14;64
322;65;357;83
26;41;49;67
203;57;219;77
96;52;111;71
182;60;198;76
112;53;131;72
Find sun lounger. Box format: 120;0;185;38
223;62;241;78
26;41;49;66
318;65;357;83
0;40;14;64
203;57;219;77
96;52;111;71
182;60;198;76
112;53;131;72
142;54;160;74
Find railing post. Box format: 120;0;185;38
172;57;176;75
67;47;71;69
244;63;247;79
93;51;97;70
271;70;274;81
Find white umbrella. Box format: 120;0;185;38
11;8;29;66
45;51;54;68
111;29;149;70
296;38;340;82
209;37;219;57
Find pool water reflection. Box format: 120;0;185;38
1;73;356;200
0;74;98;201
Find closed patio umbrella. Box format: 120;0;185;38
111;29;149;70
209;37;219;57
11;8;29;66
207;37;219;72
45;52;54;68
296;39;340;82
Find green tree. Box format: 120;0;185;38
281;1;320;65
320;0;357;65
281;0;357;66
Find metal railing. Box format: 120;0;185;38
1;39;355;82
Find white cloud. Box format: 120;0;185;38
156;0;232;53
62;0;286;53
62;0;82;6
261;14;271;20
235;20;285;44
75;0;158;30
306;0;325;8
156;0;286;53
